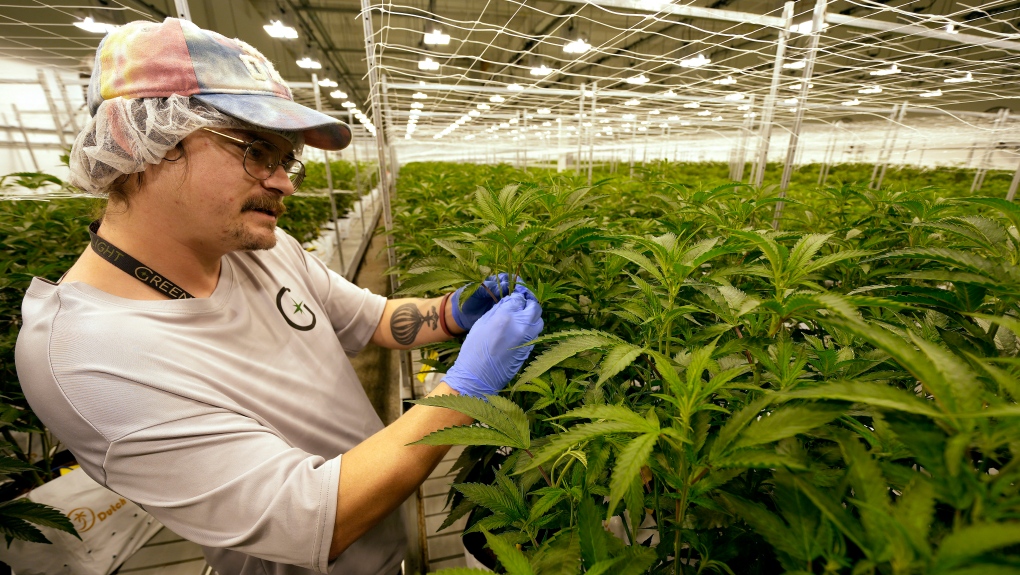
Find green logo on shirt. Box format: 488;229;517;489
276;287;316;331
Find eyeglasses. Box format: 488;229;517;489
202;128;305;189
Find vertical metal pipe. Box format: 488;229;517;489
173;0;192;20
752;1;794;188
360;0;396;290
869;104;901;189
588;81;597;185
875;102;907;190
774;0;826;230
52;71;79;132
1007;154;1020;201
973;109;1008;192
313;73;345;274
523;110;528;172
577;83;586;175
10;105;39;172
37;70;66;148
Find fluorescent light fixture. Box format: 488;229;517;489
679;54;710;68
342;101;356;108
542;121;552;127
418;57;440;71
783;97;798;105
490;95;505;103
683;102;700;108
944;72;973;84
668;115;680;121
329;90;347;99
530;65;556;76
870;64;900;76
664;89;677;97
783;59;806;70
640;120;650;125
509;117;519;124
318;78;337;87
841;98;861;106
737;104;750;111
536;108;551;114
790;21;828;34
638;126;647;132
412;92;428;99
712;76;737;85
680;120;691;126
659;123;668;128
264;20;297;39
409;109;421;115
622;113;636;120
595;107;606;113
920;88;942;97
583;122;592;127
649;109;660;114
500;122;510;128
563;38;591;54
697;110;711;116
411;102;424;109
424;29;451;45
945;22;958;34
626;74;650;85
600;119;610;123
477;103;490;110
583;89;594;97
507;83;524;91
296;57;322;69
858;85;882;94
712;116;723;121
74;17;119;34
625;98;640;106
469;110;480;117
788;82;813;90
743;112;757;118
724;93;745;101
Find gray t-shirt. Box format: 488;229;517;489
15;229;405;575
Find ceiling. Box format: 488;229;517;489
2;0;1019;156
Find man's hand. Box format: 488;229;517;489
451;273;517;331
443;286;544;399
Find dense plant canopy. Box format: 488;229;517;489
390;161;1020;575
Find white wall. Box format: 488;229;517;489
0;58;86;180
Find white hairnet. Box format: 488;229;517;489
68;94;304;196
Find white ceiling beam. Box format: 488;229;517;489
824;13;1020;52
562;0;786;28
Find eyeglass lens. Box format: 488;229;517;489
243;141;305;188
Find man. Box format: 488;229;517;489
14;18;543;575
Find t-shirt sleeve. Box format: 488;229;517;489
278;230;386;355
104;408;340;573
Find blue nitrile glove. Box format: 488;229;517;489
451;273;523;331
442;286;544;399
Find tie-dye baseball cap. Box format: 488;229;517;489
87;17;351;150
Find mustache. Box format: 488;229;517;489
242;195;287;217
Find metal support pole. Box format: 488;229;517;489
819;123;837;186
1007;154;1020;201
52;71;79;133
37;70;66;148
868;104;901;189
875;102;907;190
523;111;528;172
360;0;396;289
972;109;1008;193
588;81;597;185
752;1;794;188
312;73;345;274
777;0;826;206
348;110;366;232
10;105;39;172
515;110;522;169
591;81;595;183
173;0;192;20
577;83;586;175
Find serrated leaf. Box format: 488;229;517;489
411;425;520;448
553;405;658;432
518;334;618;383
607;433;657;520
0;516;50;545
597;344;644;386
933;522;1020;571
0;499;78;538
712;450;807;470
530;529;581;575
522;421;649;473
733;404;843;450
455;482;526;521
783;381;940;418
411;395;523;445
482;529;534;575
577;495;608;569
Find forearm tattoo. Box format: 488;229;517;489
390;302;439;345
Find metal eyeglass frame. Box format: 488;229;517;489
201;128;305;189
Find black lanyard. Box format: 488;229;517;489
87;220;194;300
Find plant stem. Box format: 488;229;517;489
525;449;553;487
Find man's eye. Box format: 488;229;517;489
247;144;270;163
